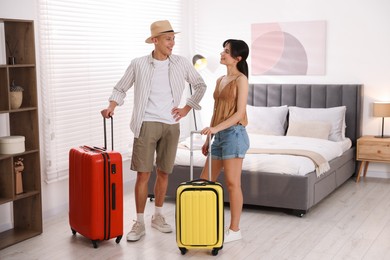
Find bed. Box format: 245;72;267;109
148;84;363;216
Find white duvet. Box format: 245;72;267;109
175;134;352;176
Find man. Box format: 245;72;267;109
101;20;206;242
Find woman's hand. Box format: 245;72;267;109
201;140;209;156
201;126;217;136
200;126;218;156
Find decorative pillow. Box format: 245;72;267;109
246;105;288;135
288;106;346;141
286;121;332;140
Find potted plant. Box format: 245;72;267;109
10;80;24;109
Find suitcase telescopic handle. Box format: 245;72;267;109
190;130;212;181
103;116;114;151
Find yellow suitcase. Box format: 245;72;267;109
176;131;224;256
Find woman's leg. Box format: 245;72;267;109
200;158;223;181
223;158;244;231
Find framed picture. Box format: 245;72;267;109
251;20;326;75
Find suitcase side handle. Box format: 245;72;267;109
103;116;114;151
112;183;116;210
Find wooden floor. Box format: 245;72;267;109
1;177;390;260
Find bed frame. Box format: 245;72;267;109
148;84;363;216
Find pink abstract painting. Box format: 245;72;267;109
251;20;326;75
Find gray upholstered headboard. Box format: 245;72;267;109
247;84;363;145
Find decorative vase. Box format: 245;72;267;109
10;91;23;109
8;56;16;65
9;80;24;109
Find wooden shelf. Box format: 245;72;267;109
0;194;42;249
0;228;42;249
0;18;42;250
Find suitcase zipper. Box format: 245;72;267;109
101;152;111;240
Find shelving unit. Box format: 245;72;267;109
0;18;42;250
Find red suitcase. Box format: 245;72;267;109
69;117;123;248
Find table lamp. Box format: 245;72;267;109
373;102;390;138
192;54;208;71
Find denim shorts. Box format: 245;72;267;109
211;125;250;160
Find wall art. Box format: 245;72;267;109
251;20;326;75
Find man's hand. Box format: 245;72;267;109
100;109;113;118
171;105;191;122
101;101;117;118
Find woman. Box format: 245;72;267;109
200;39;250;243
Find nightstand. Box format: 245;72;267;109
356;135;390;182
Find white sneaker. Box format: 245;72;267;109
126;220;145;241
224;228;242;243
151;214;172;233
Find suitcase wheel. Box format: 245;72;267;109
92;240;98;249
179;247;187;255
115;235;122;244
71;228;76;235
211;247;221;256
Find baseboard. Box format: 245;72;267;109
365;170;390;179
43;202;69;222
0;222;12;233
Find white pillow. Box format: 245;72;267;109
288;106;346;141
286;121;332;140
246;105;288;135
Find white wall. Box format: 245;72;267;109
1;0;389;228
0;0;36;19
192;0;390;178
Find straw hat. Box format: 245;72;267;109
145;20;179;43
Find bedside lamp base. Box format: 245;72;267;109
375;115;390;139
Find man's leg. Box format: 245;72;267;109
135;171;151;213
153;168;168;207
151;168;172;233
127;171;151;242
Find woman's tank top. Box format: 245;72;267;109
210;76;248;127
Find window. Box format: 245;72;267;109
38;0;183;183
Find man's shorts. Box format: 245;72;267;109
211;124;250;160
131;121;180;174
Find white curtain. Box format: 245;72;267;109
38;0;183;183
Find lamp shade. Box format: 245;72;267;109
192;54;207;71
373;102;390;117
